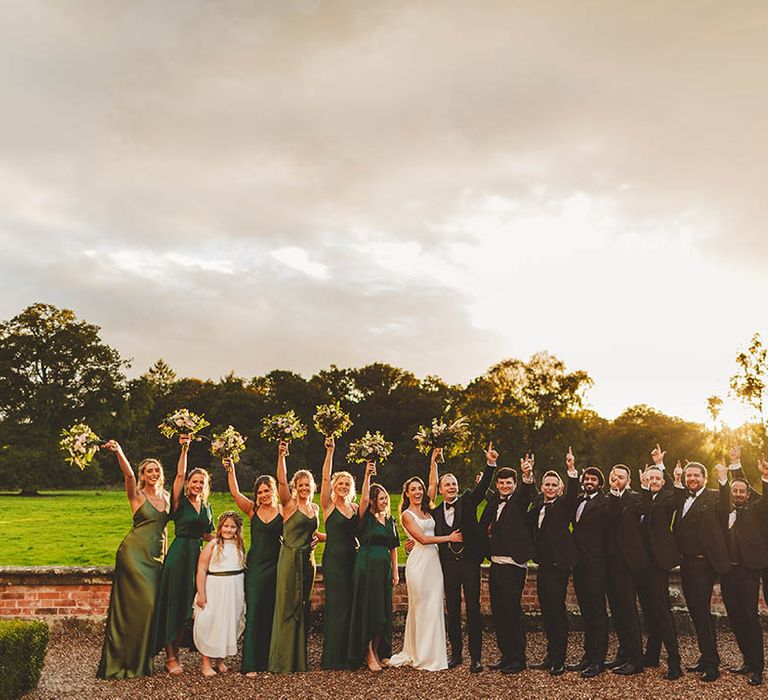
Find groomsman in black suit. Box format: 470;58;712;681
604;464;648;676
527;448;580;676
718;457;768;686
479;453;536;675
636;447;682;680
672;461;731;682
430;442;497;673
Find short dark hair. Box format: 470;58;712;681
496;467;517;483
731;477;749;490
581;466;605;488
685;462;708;480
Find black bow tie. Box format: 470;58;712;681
498;496;509;503
688;490;699;498
445;501;456;510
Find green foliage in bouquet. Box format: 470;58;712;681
158;408;210;440
313;402;353;439
59;423;101;470
211;426;248;463
347;431;394;464
261;410;308;443
413;416;470;456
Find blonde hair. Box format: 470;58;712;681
138;458;164;492
331;470;356;504
289;469;316;500
214;511;245;566
185;467;211;503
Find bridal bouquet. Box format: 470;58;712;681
313;402;353;439
413;416;470;459
210;426;248;463
261;410;307;444
347;431;394;464
158;408;210;440
60;423;102;470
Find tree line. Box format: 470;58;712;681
0;303;765;495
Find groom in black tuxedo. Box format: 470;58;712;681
431;442;497;673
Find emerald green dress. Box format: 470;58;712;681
241;511;282;673
152;496;213;652
267;508;317;673
321;507;358;669
347;511;399;667
97;498;169;679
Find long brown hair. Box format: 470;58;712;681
253;474;278;509
214;511;245;566
369;483;390;518
399;476;432;518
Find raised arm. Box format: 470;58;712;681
564;447;579;507
172;434;191;510
319;437;335;514
715;462;730;517
358;461;375;519
427;448;441;503
103;440;139;508
224;458;255;517
275;441;293;508
195;540;215;610
468;442;498;505
400;510;462;545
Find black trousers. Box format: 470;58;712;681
537;563;570;665
636;564;680;665
489;563;527;665
680;556;719;669
605;555;643;666
442;557;482;660
573;560;608;665
721;565;764;673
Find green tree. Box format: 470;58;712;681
0;303;128;494
730;333;768;452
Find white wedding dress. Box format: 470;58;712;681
389;511;448;671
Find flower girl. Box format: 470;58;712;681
193;511;246;676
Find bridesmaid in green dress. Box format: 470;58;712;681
268;440;319;673
97;441;169;679
347;461;400;671
152;434;213;673
320;436;358;669
225;460;282;675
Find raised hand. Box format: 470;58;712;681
639;465;650;489
651;443;665;465
520;453;533;479
729;445;741;464
673;460;683;483
484;441;499;464
222;457;234;472
103;439;121;453
714;462;727;482
475;471;483;485
758;457;768;479
278;440;289;459
365;460;377;477
432;446;444;463
565;446;576;473
325;436;335;451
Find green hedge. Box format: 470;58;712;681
0;619;49;700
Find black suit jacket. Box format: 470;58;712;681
527;474;580;568
479;479;536;563
673;485;731;575
433;462;495;564
572;490;608;566
719;478;768;571
607;488;650;571
640;488;680;571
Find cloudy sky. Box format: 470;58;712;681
1;1;766;424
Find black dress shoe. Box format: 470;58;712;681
530;658;552;670
470;660;483;673
612;662;643;676
501;663;526;675
665;665;682;680
488;657;509;671
748;672;763;686
605;658;625;670
581;664;604;678
447;655;463;669
701;669;720;682
550;664;566;676
566;660;589;672
686;661;705;672
729;664;751;675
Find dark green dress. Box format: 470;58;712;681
97;498;169;679
152;496;213;652
347;511;399;667
321;507;358;669
267;508;318;673
241;510;282;673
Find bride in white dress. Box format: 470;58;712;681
389;474;463;671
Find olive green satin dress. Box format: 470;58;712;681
97;498;169;679
347;511;399;667
321;507;358;669
267;509;317;673
152;496;213;652
241;511;282;672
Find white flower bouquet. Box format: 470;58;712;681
313;402;353;439
347;431;394;464
60;423;102;470
261;410;308;448
158;408;210;440
211;425;248;463
413;416;470;460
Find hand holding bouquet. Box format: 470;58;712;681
261;410;307;456
211;426;248;463
347;431;394;465
158;408;210;440
313;402;353;439
413;416;470;462
60;423;102;470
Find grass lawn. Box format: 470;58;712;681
0;490;408;566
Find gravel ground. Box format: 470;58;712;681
24;629;767;699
